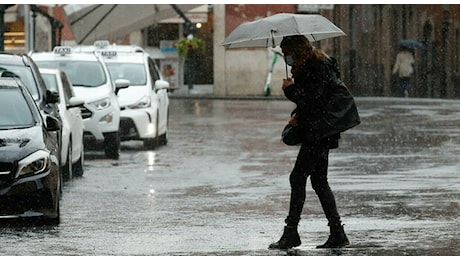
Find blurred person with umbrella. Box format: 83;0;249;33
392;44;416;97
223;13;352;250
399;39;425;50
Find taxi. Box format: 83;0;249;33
76;41;170;149
39;68;85;180
31;47;128;159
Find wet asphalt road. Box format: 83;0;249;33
1;97;459;256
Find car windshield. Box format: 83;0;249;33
41;73;59;93
35;60;106;87
0;66;39;100
0;87;34;128
106;63;147;85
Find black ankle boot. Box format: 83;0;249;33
316;224;350;248
269;226;301;250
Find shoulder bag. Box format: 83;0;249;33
281;58;360;146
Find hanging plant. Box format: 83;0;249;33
175;36;206;57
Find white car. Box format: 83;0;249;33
39;68;85;180
31;47;127;159
77;41;170;149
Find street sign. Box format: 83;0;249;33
297;4;334;13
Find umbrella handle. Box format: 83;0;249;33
285;62;288;79
270;29;277;48
271;48;288;78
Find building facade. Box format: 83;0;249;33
214;4;460;98
3;4;460;98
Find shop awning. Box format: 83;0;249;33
64;4;202;44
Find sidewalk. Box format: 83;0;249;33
169;84;285;100
169;84;214;96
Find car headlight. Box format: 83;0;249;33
89;98;111;110
128;96;151;109
16;150;51;178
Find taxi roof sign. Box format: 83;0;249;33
94;40;110;49
53;46;72;55
100;50;117;58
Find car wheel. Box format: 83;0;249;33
43;178;61;225
44;198;60;225
160;110;169;145
104;132;120;159
47;198;60;225
143;112;159;150
72;149;84;177
159;132;168;146
160;134;167;145
61;140;72;181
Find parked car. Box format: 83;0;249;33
40;68;85;181
0;53;60;118
76;41;170;149
0;77;61;224
0;52;62;160
31;47;127;159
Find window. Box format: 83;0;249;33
0;65;39;100
106;63;147;86
0;87;34;128
36;60;107;87
148;58;160;83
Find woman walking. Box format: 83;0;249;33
269;35;350;250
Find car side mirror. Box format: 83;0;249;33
46;90;60;104
67;97;85;108
45;115;61;131
114;79;130;95
154;79;169;93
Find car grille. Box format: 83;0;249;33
0;162;14;188
0;162;12;172
80;106;92;119
119;118;139;141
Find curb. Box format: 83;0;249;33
169;94;286;101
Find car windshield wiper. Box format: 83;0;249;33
72;84;94;88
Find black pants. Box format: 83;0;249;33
285;143;341;226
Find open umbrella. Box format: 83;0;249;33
222;13;346;49
222;13;346;78
399;39;425;49
64;4;201;44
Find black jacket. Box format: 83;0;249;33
283;56;341;149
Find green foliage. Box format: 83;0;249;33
176;36;206;57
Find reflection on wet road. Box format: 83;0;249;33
0;97;459;256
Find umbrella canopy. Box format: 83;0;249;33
222;13;346;49
64;4;201;44
399;39;425;49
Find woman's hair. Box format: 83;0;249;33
280;35;327;61
280;35;311;50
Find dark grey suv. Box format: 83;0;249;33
0;53;62;170
0;53;59;116
0;77;61;224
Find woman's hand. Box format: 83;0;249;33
289;116;298;126
282;78;294;90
